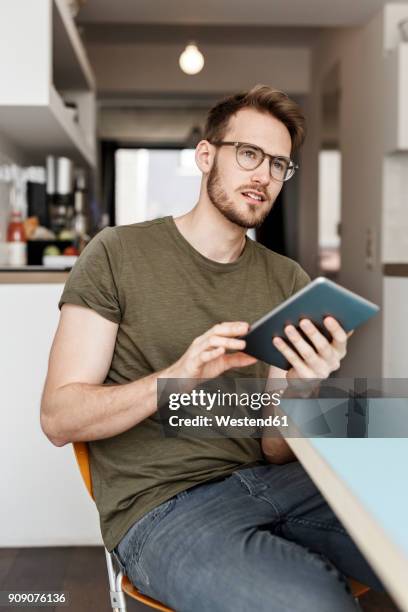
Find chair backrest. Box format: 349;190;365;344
72;441;94;500
72;441;175;611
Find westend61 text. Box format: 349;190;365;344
168;414;288;427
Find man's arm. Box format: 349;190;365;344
40;304;164;446
41;308;256;447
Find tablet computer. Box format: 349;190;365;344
243;276;380;369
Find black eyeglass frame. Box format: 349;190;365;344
210;141;299;182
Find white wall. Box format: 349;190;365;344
0;284;102;546
299;5;408;378
382;153;408;263
383;277;408;377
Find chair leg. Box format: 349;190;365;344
105;548;127;611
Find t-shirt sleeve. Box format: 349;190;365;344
290;263;311;296
58;227;123;324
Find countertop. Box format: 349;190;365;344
0;266;70;283
1;264;407;284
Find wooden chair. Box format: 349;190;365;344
72;442;369;611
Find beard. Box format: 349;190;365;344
206;159;274;229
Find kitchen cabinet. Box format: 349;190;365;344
0;0;96;167
0;274;101;546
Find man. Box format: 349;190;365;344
41;85;382;611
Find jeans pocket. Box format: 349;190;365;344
117;497;177;587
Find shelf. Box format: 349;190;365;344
383;264;408;277
53;0;95;91
50;85;95;165
0;86;95;166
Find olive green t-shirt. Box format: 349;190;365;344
59;216;310;551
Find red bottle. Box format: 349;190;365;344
7;210;27;266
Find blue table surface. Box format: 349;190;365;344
311;438;408;558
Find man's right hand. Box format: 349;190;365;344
166;322;257;380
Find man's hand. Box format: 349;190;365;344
262;318;352;464
272;316;352;381
166;321;257;380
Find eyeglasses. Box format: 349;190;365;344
211;141;298;182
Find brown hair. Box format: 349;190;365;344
204;84;306;153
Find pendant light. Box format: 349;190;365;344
179;42;205;75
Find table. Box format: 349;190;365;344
287;436;408;611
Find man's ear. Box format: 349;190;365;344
195;140;215;174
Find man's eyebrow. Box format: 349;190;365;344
240;141;291;159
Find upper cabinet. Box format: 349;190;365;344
384;43;408;153
0;0;96;166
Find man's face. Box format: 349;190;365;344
206;108;292;228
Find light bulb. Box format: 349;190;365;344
179;43;204;75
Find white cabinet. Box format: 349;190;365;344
0;282;101;546
384;43;408;152
0;0;96;166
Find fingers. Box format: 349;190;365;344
222;351;258;369
200;346;225;363
283;324;333;376
272;336;314;378
285;323;330;371
193;322;249;359
298;319;333;361
203;321;250;339
322;316;348;358
183;321;255;377
273;317;349;378
203;335;247;351
199;348;256;371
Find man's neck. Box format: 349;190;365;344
173;201;247;264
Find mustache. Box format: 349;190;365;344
237;184;269;200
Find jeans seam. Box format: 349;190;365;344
303;549;355;595
285;516;347;535
134;498;177;585
233;471;282;518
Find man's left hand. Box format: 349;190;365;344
272;316;352;381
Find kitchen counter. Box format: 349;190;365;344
0;266;70;283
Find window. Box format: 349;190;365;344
318;150;341;274
115;148;201;225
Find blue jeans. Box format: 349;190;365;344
114;462;383;612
